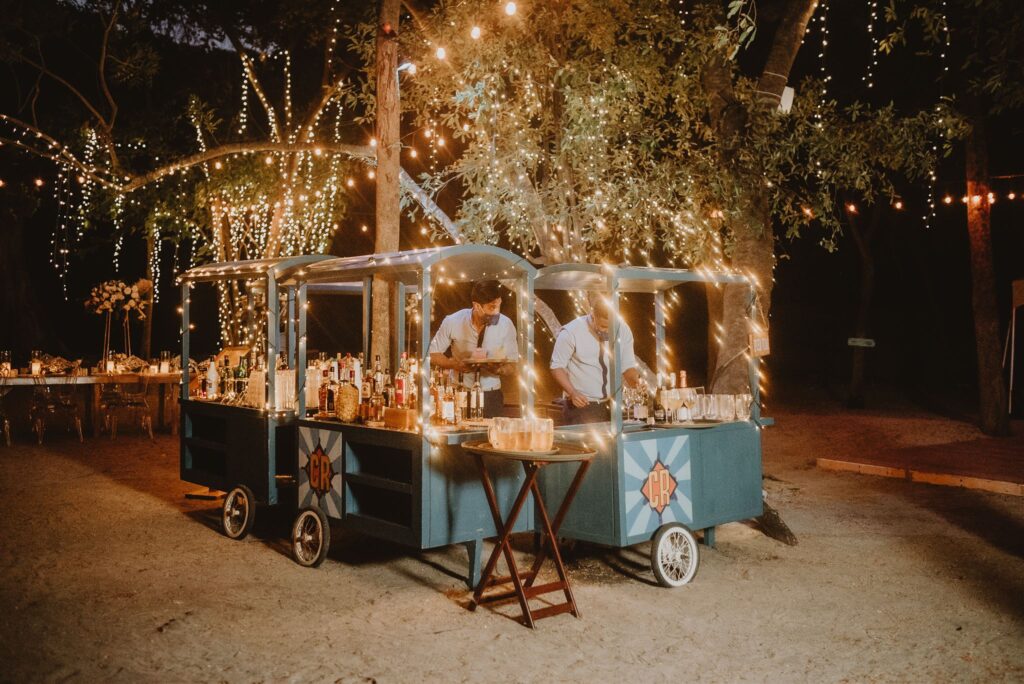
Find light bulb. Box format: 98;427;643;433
505;2;517;16
471;26;481;39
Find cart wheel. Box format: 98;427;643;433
291;506;330;568
222;485;256;540
650;523;699;588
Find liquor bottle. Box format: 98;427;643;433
456;371;468;422
330;354;339;383
236;356;248;396
318;369;331;415
361;361;373;404
678;370;687;388
207;357;220;400
441;377;457;425
372;354;383;395
383;369;395;408
394;352;408;409
222;358;233;398
469;372;480;419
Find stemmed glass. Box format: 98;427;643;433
661;388;683;423
680;387;699;423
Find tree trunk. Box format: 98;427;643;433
703;0;817;395
373;0;401;368
964;117;1010;436
847;203;882;409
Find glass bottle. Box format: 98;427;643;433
394;352;408;409
384;369;395;408
456;371;468;422
441;377;457;425
206;357;219;401
318;369;331;415
469;372;481;420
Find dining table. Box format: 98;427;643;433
0;371;182;436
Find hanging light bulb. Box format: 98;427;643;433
505;2;517;16
435;47;447;60
471;26;482;39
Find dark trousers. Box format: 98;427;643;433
482;389;504;418
562;400;610;425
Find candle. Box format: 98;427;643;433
30;361;42;376
149;364;159;374
105;360;115;373
159;360;170;374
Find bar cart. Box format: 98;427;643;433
533;263;766;587
178;256;330;539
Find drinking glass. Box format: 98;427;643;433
159;351;171;374
717;394;736;422
680;387;698;422
662;389;683;422
529;417;555;451
735;393;753;421
0;350;10;376
699;394;718;421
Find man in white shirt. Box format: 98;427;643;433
429;279;518;417
550;294;640;424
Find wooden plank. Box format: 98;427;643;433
816;458;907;480
909;471;1024;497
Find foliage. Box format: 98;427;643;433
342;0;954;267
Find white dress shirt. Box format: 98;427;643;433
550;314;637;401
428;309;518;390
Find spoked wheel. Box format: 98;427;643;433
291;506;330;568
650;523;699;588
221;485;256;540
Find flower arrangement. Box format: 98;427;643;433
85;279;152;319
85;278;154;363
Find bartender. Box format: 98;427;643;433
550;293;640;424
429;279;518;417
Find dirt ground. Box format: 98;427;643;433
1;396;1022;683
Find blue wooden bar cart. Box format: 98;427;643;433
178;256;329;539
277;245;538;585
532;263;766;587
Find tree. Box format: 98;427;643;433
371;0;950;394
882;0;1024;435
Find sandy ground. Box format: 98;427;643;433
1;398;1022;683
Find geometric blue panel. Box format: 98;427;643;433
622;434;693;538
297;426;344;520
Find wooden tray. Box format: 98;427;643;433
462;440;596;462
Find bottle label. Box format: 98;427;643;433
442;401;455;422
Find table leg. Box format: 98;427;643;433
157;383;167;432
523;459;592;590
530;476;580;618
470;454;538;628
90;385;102;437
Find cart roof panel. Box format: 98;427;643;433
293;245;536;286
534;263;750;292
178;255;331;283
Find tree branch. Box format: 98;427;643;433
97;0;121;128
121;141;374;192
226;33;282;142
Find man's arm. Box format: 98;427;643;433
551;367;589;408
620;323;640;388
430;352;466;372
427;316;465;371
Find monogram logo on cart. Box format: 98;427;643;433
641;461;677;515
304;442;337;500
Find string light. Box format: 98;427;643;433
504;2;517;16
863;0;879;89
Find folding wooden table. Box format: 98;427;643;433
462;440;596;628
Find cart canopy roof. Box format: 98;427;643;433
178;255;331;284
534;263;750;293
292;244;536;287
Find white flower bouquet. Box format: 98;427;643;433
85;279;152;319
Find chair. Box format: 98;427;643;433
29;366;84;445
102;373;153;440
